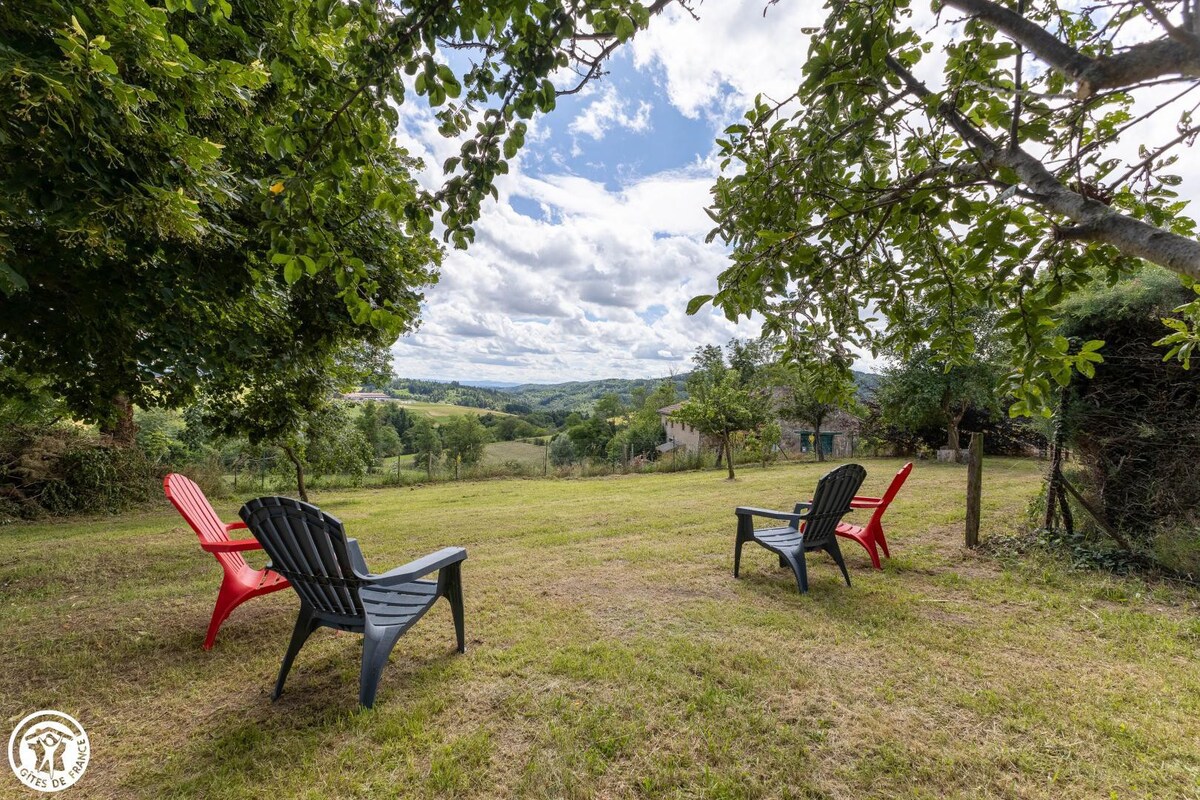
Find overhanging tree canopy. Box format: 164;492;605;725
698;0;1200;413
1;0;683;429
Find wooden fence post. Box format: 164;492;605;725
965;432;983;548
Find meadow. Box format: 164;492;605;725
390;401;512;420
2;458;1198;798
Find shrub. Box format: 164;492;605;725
549;434;576;467
1054;268;1200;571
0;425;156;520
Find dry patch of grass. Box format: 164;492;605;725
2;458;1198;799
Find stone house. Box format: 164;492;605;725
660;398;861;459
657;402;720;455
778;407;860;458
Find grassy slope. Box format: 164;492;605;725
396;401;511;420
482;440;546;468
2;459;1198;799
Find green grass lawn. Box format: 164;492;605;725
2;458;1198;799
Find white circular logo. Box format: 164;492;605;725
8;711;89;793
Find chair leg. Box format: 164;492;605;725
863;536;883;571
359;627;403;709
273;604;317;701
778;554;788;569
733;515;752;578
442;563;466;654
780;549;808;593
838;530;883;570
826;540;852;588
203;577;245;651
875;525;891;559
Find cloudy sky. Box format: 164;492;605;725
390;1;1199;386
390;1;825;385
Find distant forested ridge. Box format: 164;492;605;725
497;376;689;413
389;379;508;410
392;371;877;414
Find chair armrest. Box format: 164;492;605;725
735;506;802;524
223;521;248;533
202;538;262;553
849;497;883;509
364;547;467;586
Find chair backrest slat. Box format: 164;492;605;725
871;462;913;528
240;497;365;620
802;464;867;547
164;473;248;572
880;463;914;505
255;501;331;612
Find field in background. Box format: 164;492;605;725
481;440;546;469
390;400;511;420
2;458;1198;798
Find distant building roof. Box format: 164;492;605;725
656;440;685;453
657;402;685;414
342;391;393;402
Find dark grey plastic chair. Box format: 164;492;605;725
734;463;867;593
239;496;466;708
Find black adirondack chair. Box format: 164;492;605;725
239;497;466;708
734;463;867;593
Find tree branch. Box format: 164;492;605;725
943;0;1200;96
885;54;1200;280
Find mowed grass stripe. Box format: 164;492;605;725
1;458;1197;799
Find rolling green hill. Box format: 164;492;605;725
394;400;511;420
498;376;687;414
390;370;879;416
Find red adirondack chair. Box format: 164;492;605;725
164;473;290;649
835;462;913;570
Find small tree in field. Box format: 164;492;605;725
876;347;1004;461
441;415;490;470
776;367;859;463
549;433;577;467
407;417;442;479
673;345;771;480
306;405;374;481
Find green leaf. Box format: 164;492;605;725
615;15;635;42
282;258;302;284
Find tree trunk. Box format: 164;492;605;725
101;394;138;446
814;419;825;462
714;440;724;468
723;431;736;480
965;432;983;548
949;401;968;463
281;444;309;502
